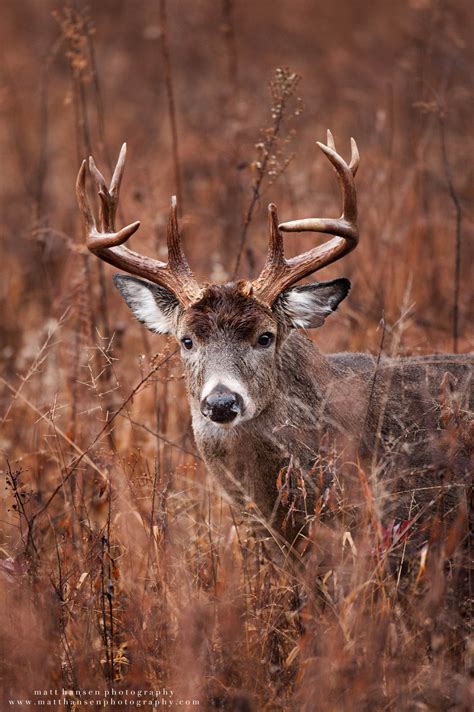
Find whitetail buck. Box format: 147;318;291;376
76;133;472;542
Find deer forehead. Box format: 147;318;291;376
181;284;277;341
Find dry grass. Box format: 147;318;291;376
0;1;473;710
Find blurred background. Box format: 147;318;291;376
0;1;473;709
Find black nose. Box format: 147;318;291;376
200;385;243;424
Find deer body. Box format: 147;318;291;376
76;134;472;541
182;290;471;533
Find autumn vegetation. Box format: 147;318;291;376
0;1;472;710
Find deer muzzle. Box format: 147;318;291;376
200;385;244;424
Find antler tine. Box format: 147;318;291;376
76;145;202;305
349;137;360;177
89;155;114;233
110;142;127;197
76;158;140;249
76;160;96;234
251;132;360;305
268;203;285;266
314;140;357;225
167;196;190;272
326;130;359;177
245;205;285;301
165;195;202;301
326;128;336;151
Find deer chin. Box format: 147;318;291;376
204;404;256;428
205;416;244;431
193;402;257;437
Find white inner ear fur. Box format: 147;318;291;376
120;281;174;334
283;289;333;328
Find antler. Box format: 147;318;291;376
76;143;203;306
251;130;359;305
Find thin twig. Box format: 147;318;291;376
121;415;202;460
233;69;300;277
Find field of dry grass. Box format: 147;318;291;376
1;1;473;710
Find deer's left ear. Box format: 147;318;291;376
275;278;350;329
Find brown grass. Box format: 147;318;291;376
0;1;473;710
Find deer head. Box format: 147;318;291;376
76;132;359;428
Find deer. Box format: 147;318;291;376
76;132;472;545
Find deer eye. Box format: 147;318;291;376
256;332;274;348
181;337;193;351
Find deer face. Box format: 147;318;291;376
114;277;350;429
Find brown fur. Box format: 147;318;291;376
185;283;276;341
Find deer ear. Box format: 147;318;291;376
113;275;181;334
276;278;350;329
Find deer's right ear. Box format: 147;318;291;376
113;275;181;335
